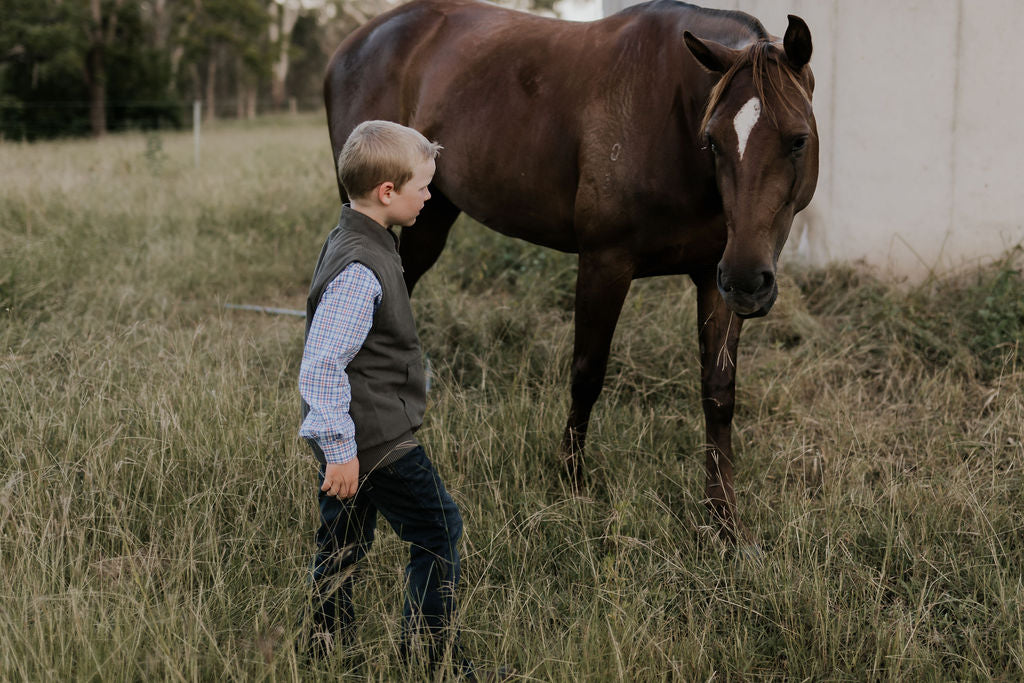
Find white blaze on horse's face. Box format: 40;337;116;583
733;97;762;161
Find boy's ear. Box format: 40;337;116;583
375;181;395;205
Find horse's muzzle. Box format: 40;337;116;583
717;266;778;318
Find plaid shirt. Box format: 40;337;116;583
298;262;383;464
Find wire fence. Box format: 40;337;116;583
0;97;324;111
0;96;326;142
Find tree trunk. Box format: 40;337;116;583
169;45;185;93
87;45;107;137
153;0;168;48
269;1;299;110
205;58;216;122
190;62;201;103
236;81;246;119
86;0;107;137
84;0;123;137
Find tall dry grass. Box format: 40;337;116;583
1;116;1022;680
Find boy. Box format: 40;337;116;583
298;120;461;669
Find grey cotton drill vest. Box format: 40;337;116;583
303;205;427;473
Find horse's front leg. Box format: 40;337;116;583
560;250;634;491
693;268;749;542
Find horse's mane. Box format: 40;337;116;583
685;4;769;44
636;1;770;44
698;40;811;136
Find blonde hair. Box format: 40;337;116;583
336;120;442;200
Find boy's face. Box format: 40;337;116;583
386;158;435;227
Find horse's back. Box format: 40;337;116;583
326;0;598;244
325;0;589;150
324;0;764;249
326;0;767;154
324;1;451;156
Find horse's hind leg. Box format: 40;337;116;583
693;268;749;543
399;190;460;294
560;250;635;491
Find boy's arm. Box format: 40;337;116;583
299;262;382;498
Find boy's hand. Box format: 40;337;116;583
322;459;360;499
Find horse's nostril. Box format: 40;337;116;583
719;269;774;297
717;266;732;293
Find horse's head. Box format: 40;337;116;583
684;17;819;318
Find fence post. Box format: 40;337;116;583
193;100;201;168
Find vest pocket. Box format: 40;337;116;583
399;360;427;429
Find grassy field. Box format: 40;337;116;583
1;115;1022;681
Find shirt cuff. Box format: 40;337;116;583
317;436;357;465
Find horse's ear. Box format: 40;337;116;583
783;15;812;69
684;32;736;74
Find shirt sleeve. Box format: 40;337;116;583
298;262;383;464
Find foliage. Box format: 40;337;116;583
283;10;334;106
179;0;273;84
1;0;586;140
0;0;277;138
0;0;88;138
0;0;180;139
2;120;1021;680
965;256;1024;370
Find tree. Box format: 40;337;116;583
85;0;127;136
1;0;181;139
139;0;189;94
268;0;300;110
0;0;575;140
179;0;271;120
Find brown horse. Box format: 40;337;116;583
325;0;818;539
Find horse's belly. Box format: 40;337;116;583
447;190;580;254
433;144;581;253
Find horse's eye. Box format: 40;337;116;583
791;135;808;154
706;137;719;155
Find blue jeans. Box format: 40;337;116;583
309;443;463;658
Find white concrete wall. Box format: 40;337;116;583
601;0;1024;278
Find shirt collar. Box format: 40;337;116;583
339;204;400;252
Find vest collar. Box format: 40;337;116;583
339;204;400;252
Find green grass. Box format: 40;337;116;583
2;115;1022;681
